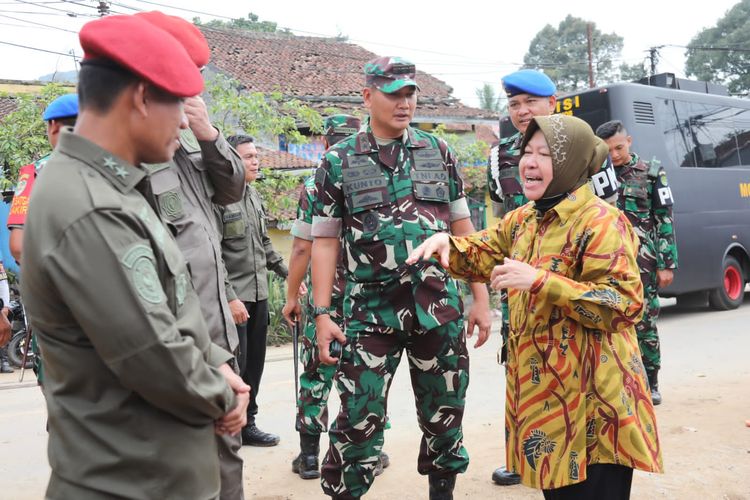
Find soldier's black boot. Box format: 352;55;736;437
648;369;662;406
0;347;14;373
428;473;456;500
491;466;521;486
291;433;320;479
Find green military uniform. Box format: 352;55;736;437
218;182;288;426
614;153;678;376
144;127;246;500
21;131;236;499
487;132;527;219
313;124;472;498
292;176;344;436
487;132;528;363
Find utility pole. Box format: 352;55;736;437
648;46;662;76
587;23;594;88
97;1;110;17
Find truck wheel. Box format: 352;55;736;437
708;255;745;310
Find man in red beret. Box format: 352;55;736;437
135;12;249;500
21;14;250;500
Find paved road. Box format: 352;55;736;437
1;297;749;499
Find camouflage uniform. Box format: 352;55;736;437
292;176;345;435
312;122;472;498
487;132;527;364
614;153;678;374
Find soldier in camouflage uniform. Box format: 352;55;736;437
283;115;395;480
486;69;557;487
596;120;678;406
311;57;491;500
284;116;392;479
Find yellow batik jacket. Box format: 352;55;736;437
449;184;662;489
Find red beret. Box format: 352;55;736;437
135;11;210;67
79;15;203;98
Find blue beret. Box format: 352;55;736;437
42;93;78;121
502;69;556;97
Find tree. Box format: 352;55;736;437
523;15;624;92
205;73;323;143
193;12;290;33
685;0;750;95
205;74;323;225
0;83;69;187
475;84;500;112
619;62;648;82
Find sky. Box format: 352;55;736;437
0;0;742;108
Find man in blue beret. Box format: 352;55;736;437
487;68;556;488
4;93;79;377
8;93;78;263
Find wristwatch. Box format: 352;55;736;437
311;306;332;318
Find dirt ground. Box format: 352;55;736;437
2;300;749;499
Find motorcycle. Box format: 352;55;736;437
6;299;34;369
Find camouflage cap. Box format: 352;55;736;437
324;114;361;143
364;56;420;93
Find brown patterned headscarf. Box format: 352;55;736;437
520;114;609;198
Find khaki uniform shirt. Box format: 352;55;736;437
21;131;236;500
218;184;288;303
145;129;245;352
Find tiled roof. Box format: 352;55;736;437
201;27;495;121
0;96;18;120
257;146;318;170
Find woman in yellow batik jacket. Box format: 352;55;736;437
408;114;662;500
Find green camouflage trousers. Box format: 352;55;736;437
296;316;337;435
637;272;661;372
320;318;470;499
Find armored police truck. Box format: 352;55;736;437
501;73;750;310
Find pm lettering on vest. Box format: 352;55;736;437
590;165;620;199
657;186;674;206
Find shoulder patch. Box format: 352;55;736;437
122;244;165;305
646;158;662;178
179;129;201;154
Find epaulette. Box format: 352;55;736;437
80;168;122;210
646;157;662;178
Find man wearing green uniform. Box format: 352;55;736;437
596;120;678;405
283;114;390;480
218;134;288;447
136;12;248;498
312;57;491;500
20;14;249;499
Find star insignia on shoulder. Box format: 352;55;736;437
103;157;118;170
114;166;129;179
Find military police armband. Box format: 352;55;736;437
590;157;620;202
652;169;674;208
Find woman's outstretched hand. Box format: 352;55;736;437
406;233;451;268
490;258;538;291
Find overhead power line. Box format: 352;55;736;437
0;12;77;31
0;39;78;57
13;0;96;16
